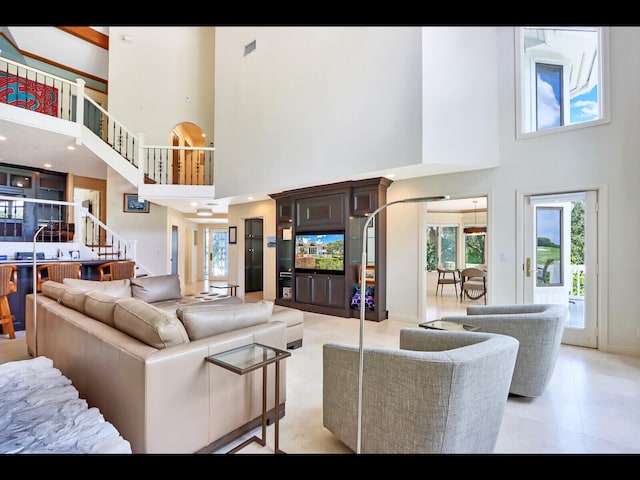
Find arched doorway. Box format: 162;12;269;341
170;122;206;185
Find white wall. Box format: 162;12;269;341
421;27;500;170
108;26;215;145
213;27;424;199
384;27;640;357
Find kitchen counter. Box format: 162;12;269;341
4;259;120;332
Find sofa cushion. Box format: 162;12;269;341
40;280;67;301
61;287;88;314
63;278;132;298
84;291;119;327
130;275;182;303
176;300;274;341
113;297;189;349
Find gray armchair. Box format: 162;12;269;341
441;304;568;397
322;328;519;454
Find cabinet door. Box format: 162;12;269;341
324;275;346;307
296;194;344;229
352;187;378;216
295;274;314;304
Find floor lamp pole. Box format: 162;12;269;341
356;195;449;454
32;225;46;357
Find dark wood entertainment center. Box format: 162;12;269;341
270;177;392;321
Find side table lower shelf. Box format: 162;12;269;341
205;343;291;454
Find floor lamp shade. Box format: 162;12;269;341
357;195;449;454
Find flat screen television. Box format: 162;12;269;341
295;232;345;274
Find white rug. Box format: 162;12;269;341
0;356;131;454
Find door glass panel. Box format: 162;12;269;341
536;207;562;286
211;230;229;277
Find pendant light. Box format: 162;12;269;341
464;200;487;234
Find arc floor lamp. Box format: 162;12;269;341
357;194;449;454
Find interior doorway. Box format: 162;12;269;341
424;196;488;297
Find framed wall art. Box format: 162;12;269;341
123;194;150;213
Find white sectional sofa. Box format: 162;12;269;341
24;274;303;453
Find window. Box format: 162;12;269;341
464;231;486;268
426;225;458;271
516;26;608;137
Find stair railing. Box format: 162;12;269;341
2;53;214;186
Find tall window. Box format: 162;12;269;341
426;225;458;271
464;231;486;268
516;26;608;137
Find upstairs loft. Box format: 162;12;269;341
0;54;217;216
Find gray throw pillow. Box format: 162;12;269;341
130;274;182;303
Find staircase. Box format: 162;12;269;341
0;54;215;276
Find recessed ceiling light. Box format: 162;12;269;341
385;173;396;179
67;145;76;150
0;136;6;141
190;202;198;207
44;163;52;168
247;196;254;201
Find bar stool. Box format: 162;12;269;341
0;265;18;339
36;262;82;292
97;260;136;281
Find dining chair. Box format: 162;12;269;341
459;267;487;304
36;262;82;292
435;268;461;297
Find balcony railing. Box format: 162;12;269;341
0;54;214;186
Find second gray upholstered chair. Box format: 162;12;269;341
323;328;519;454
441;303;568;397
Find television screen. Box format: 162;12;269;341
295;233;345;273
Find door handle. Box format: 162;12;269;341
526;258;531;277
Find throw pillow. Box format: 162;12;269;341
113;297;189;349
40;280;66;301
176;300;274;341
84;290;119;327
63;278;132;298
60;287;88;313
130;274;182;303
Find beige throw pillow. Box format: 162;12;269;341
176;300;273;341
84;291;119;327
114;297;189;349
63;278;132;298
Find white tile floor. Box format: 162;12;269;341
4;286;640;454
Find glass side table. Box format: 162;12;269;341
205;343;291;454
418;319;480;332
